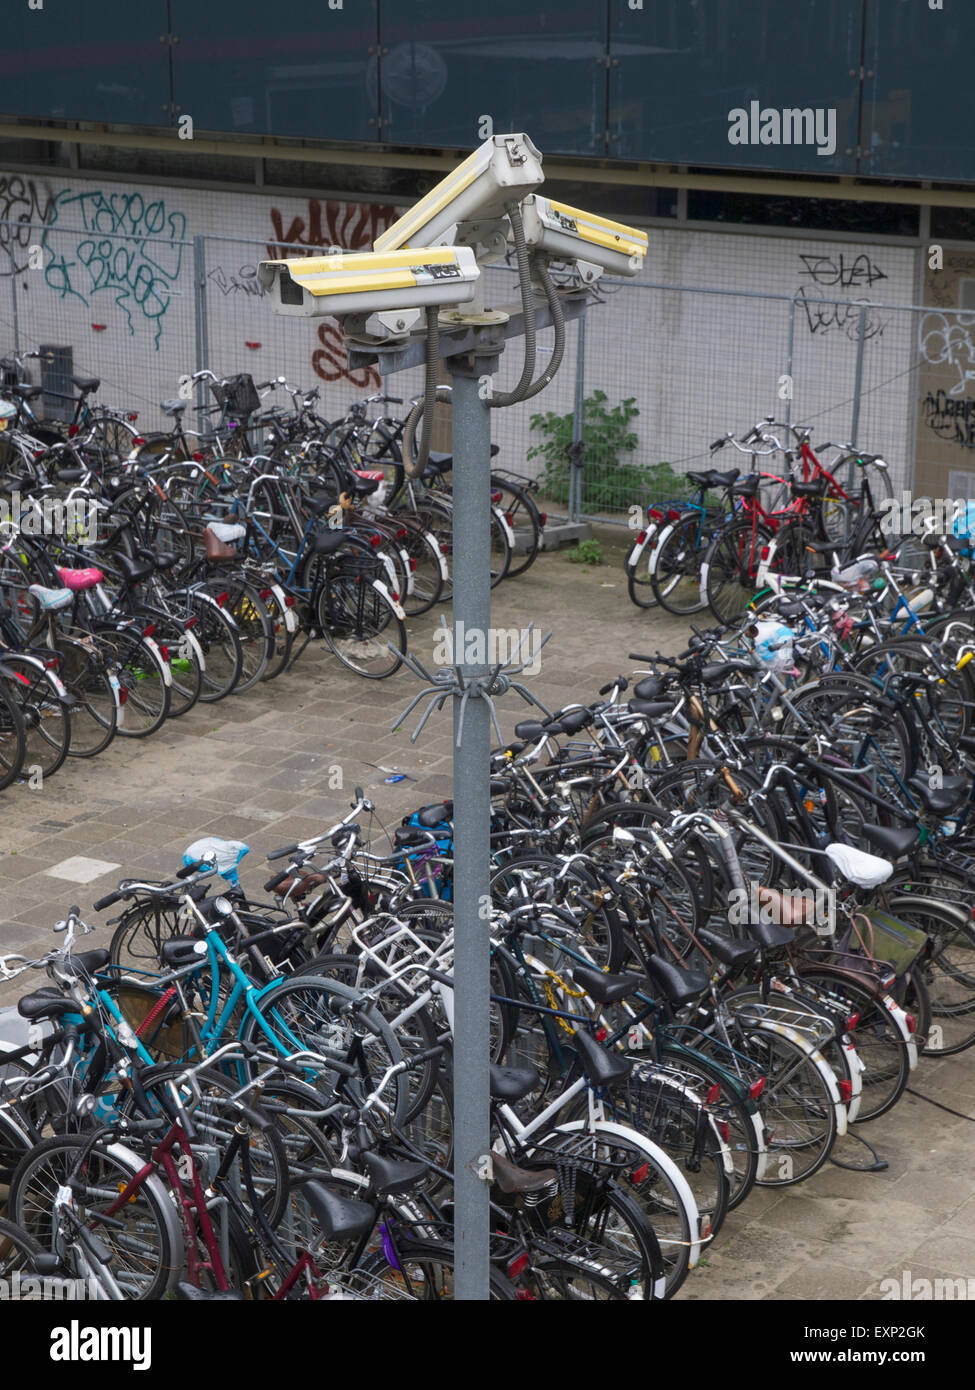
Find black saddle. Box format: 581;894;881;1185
861;824;918;859
72;375;100;394
489;1063;540;1103
362;1152;428;1196
646;953;709;1007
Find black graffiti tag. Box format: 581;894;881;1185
922;389;975;450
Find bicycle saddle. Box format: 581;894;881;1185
160;398;186;416
29;584;73;611
906;773;969;817
730;474;761;497
489;1063;540;1103
697;929;760;968
556;708;592;734
59;947;111;978
362;1152;428;1196
415;801;452;828
627;698;674;719
293;1179;375;1241
572;965;644;1006
310;528;348;555
17;989;78;1022
11;383;42;401
633;675;664;700
646;954;709;1008
861;824;918;860
573;1027;632;1088
114;553;154;586
700;659;754;684
72;374;100;394
491;1151;558;1194
56;566;104;592
790;478;828;498
825;842;892;889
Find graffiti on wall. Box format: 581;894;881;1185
41;189;187;350
268;199;399;390
794;251;891;341
207;263;263;297
919;311;975;397
921;389;975;450
0;176;55;272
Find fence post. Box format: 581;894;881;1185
569;312;586;523
850;304;867;446
193;235;209;429
784;296;795;436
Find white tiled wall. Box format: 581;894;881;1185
0;169;922;500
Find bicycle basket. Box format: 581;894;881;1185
328;548;385;583
209;373;261;418
843;907;927;978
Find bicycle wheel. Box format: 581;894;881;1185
490;477;541;580
318;572;406;679
350;1244;515;1300
259;584;296;681
184;589;244;703
489;505;513;587
0;678;26;790
49;635;117;759
8;1134;182;1300
104;626;171;737
1;655;70;778
738;1023;839;1185
703;517;773;622
535;1123;698;1299
238;975;409;1128
396;518;445;616
0;1216;46;1284
200;576;273;693
657;1044;763;1211
795;968;911;1121
651;515;709;616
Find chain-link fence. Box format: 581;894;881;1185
0;211;971;521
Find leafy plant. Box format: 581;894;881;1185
528;389;691;512
567;538;603;565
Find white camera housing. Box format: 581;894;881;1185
256;246;480;322
374;133;544;255
515;195;648;279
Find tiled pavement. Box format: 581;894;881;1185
1;530;972;1300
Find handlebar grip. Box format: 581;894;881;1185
263;870;292;893
267;844;300;862
93;891;122;911
255;380;274;390
406;1045;445;1070
710;438;726;450
175;862;198;880
119;1117;168;1138
628;653;654;663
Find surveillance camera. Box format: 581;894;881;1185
515;195;648;279
257;246;480;323
374;133;544;255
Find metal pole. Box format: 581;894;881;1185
193;235;209;430
449;357;493;1301
850;303;867;447
570;313;586;523
784;296;795;436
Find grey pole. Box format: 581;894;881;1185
569;313;586;523
449;354;494;1301
850;304;867;447
193;235;209;430
784;296;795;436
